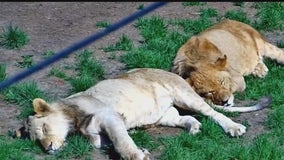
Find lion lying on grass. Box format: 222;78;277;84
172;19;282;112
15;68;270;160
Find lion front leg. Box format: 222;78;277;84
252;61;269;78
174;90;246;137
102;114;151;160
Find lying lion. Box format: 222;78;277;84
172;19;282;112
15;68;270;160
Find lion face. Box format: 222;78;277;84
188;66;234;106
17;98;71;154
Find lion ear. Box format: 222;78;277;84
33;98;51;117
215;55;227;69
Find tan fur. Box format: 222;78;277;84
17;68;247;160
172;19;283;110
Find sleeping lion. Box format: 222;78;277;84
15;68;269;160
172;19;283;112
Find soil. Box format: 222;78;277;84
0;2;278;160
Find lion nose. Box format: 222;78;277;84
221;100;229;106
47;142;53;152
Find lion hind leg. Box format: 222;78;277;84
157;107;201;135
263;42;284;64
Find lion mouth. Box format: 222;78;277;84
44;141;66;154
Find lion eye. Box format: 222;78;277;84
209;91;215;95
220;79;225;85
42;124;48;134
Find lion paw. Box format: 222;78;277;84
186;120;202;135
252;63;268;78
133;148;151;160
226;123;246;137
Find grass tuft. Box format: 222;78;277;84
0;64;6;81
3;81;46;118
103;34;134;52
182;2;206;6
0;24;29;49
224;9;251;24
96;20;111;28
16;55;34;68
254;2;284;31
200;8;218;18
70;50;105;92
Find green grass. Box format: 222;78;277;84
137;4;144;10
96;20;111;28
0;64;6;81
54;134;93;159
43;50;55;59
200;8;218;18
224;9;251;24
0;137;40;160
182;2;206;6
16;55;34;68
277;41;284;48
234;2;245;7
0;24;29;49
2;81;46;118
49;67;67;79
70;49;105;92
254;2;284;31
103;34;134;52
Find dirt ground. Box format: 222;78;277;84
0;2;277;159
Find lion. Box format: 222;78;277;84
14;68;271;160
172;19;282;112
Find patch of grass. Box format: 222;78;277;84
182;2;206;6
70;74;94;93
224;9;251;24
43;50;55;59
103;34;134;52
200;8;218;18
130;129;159;151
16;55;34;68
96;20;111;28
121;31;188;70
277;41;284;48
135;16;168;42
234;2;245;7
70;50;104;92
49;67;67;79
3;81;46;118
54;134;93;159
137;4;144;10
170;17;212;35
0;64;6;81
254;2;284;31
0;24;29;49
0;137;40;160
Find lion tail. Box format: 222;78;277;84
212;96;271;113
263;42;284;64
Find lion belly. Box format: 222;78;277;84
84;77;175;129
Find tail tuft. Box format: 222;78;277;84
257;96;272;109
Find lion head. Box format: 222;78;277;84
16;98;71;154
174;54;235;106
186;65;234;106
